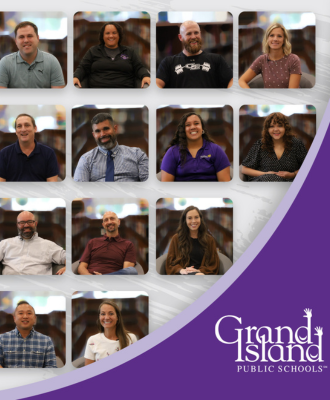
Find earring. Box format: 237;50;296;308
202;130;205;134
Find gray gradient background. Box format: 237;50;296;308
0;0;329;390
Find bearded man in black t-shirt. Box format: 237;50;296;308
156;21;233;89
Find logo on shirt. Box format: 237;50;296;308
175;62;211;74
120;55;129;60
200;155;211;159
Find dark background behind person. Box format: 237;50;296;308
72;198;148;273
156;105;233;174
72;106;148;177
0;291;66;366
239;12;315;77
156;12;233;70
0;12;67;84
72;292;148;362
239;105;316;164
156;198;233;261
74;12;150;71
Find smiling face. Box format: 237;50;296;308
185;114;203;142
102;211;120;236
179;22;202;55
103;24;120;49
17;211;37;239
15;25;39;61
14;304;36;333
268;120;286;141
267;27;284;51
15;116;37;145
186;209;201;234
92;119;118;150
99;304;118;330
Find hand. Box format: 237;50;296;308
141;77;150;88
315;327;323;336
56;267;66;275
179;269;189;275
304;308;312;318
195;273;205;275
275;171;295;179
186;266;199;273
73;77;82;88
93;271;102;275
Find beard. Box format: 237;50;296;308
18;225;36;239
95;134;118;150
182;37;202;54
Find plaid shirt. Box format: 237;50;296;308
0;327;57;368
73;143;149;182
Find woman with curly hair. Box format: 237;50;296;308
160;112;231;182
239;23;301;89
241;112;307;182
84;300;137;365
73;22;150;88
166;206;220;275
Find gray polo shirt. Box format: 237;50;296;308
0;50;65;88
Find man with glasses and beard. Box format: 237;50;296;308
0;211;66;275
156;21;233;89
73;112;149;182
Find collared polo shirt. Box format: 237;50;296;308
161;140;230;181
0;327;57;368
0;50;65;88
0;140;59;181
80;234;136;274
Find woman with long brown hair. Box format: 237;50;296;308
160;112;231;182
166;206;220;275
241;112;307;182
84;300;137;365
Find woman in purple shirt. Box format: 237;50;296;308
160;112;231;182
239;23;301;89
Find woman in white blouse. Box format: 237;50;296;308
84;300;137;365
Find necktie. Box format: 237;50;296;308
106;150;114;181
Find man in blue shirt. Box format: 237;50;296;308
0;301;57;368
73;113;148;182
0;113;59;182
0;21;65;89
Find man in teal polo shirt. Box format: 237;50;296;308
0;21;65;89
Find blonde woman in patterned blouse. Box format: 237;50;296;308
239;23;301;89
241;112;307;182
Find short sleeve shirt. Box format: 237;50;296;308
0;50;65;88
156;51;232;88
0;140;59;181
250;53;302;88
161;140;230;181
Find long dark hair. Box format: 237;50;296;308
162;112;214;166
96;300;131;350
99;22;123;46
177;206;213;269
261;112;295;154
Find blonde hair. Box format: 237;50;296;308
262;23;291;56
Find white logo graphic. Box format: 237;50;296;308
215;309;324;366
174;62;211;74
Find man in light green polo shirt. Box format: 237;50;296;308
0;21;65;89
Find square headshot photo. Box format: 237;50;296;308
72;105;148;182
72;291;148;368
156;198;233;275
0;105;66;182
0;12;67;88
239;105;316;182
238;12;315;88
72;198;148;275
73;11;150;89
156;11;233;88
157;105;233;182
0;291;66;368
0;198;66;275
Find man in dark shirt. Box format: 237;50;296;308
156;20;233;89
78;211;138;275
0;113;59;182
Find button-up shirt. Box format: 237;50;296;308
0;233;66;275
73;143;149;182
0;327;57;368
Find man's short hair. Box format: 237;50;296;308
14;21;38;37
15;300;36;314
91;113;114;127
15;114;36;129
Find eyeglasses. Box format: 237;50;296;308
17;220;36;226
